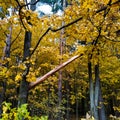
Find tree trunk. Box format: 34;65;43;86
94;64;100;120
18;31;31;107
0;26;12;117
0;81;6;117
57;21;63;120
58;1;66;119
88;62;94;117
74;74;79;120
98;85;106;120
58;70;62;120
66;79;70;120
30;0;36;11
76;98;79;120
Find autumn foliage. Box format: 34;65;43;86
0;0;120;119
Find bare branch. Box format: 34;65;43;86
50;17;83;32
30;27;51;57
29;54;83;90
30;0;118;57
15;0;21;7
30;17;83;57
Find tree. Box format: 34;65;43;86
0;7;13;116
0;0;120;119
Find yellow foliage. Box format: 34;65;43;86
0;0;120;117
15;74;22;81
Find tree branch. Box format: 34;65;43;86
11;28;22;46
30;16;83;57
96;0;120;13
50;17;83;32
30;0;119;57
29;54;83;90
15;0;40;29
30;27;51;57
103;36;120;42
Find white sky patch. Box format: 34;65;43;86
56;9;63;16
36;4;53;15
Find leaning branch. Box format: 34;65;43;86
29;54;83;90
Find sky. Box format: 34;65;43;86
35;2;53;15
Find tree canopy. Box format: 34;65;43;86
0;0;120;119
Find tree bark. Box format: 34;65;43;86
58;70;62;120
98;85;106;120
29;54;82;90
76;98;79;120
94;64;100;120
66;79;70;120
18;0;35;107
57;1;67;119
88;62;94;117
0;26;12;117
18;31;31;107
0;81;6;117
30;0;36;11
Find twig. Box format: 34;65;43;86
11;28;22;46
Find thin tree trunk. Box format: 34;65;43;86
74;74;78;120
30;0;36;11
0;26;12;117
58;1;66;119
48;82;51;120
88;62;94;117
76;98;79;120
0;81;6;117
99;83;106;120
94;64;100;120
66;79;70;120
57;19;63;120
58;70;62;120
